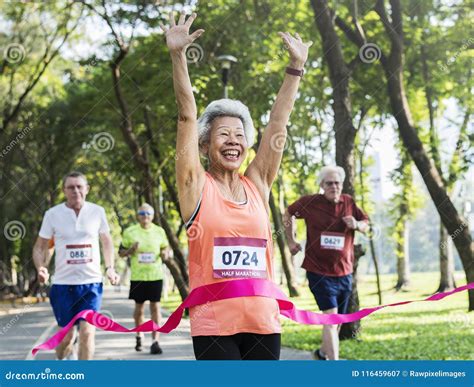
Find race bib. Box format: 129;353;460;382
138;252;156;264
320;232;345;251
66;244;92;264
213;237;267;279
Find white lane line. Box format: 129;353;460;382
25;321;57;360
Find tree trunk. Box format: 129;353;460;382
311;0;357;195
437;223;456;292
420;38;458;295
374;0;473;310
339;244;365;340
311;0;363;337
269;191;299;297
368;228;383;304
395;219;410;290
358;139;382;305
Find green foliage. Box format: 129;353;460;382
0;0;472;294
161;272;473;359
280;272;472;360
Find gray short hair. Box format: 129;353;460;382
317;165;346;186
197;99;255;150
138;203;154;214
62;171;88;187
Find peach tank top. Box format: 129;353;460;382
187;172;281;336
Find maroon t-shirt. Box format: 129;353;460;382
288;194;368;277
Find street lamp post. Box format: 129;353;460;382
216;55;237;98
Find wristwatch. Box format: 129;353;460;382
286;66;304;77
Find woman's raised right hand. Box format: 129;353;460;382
160;12;205;53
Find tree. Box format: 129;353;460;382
80;0;189;300
310;0;367;339
0;1;83;274
334;0;474;310
412;3;472;292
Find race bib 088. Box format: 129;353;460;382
66;244;93;264
213;237;267;279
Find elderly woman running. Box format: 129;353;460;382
160;12;311;360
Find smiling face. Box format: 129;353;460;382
321;172;343;203
63;176;89;208
202;116;248;171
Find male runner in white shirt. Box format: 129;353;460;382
33;171;119;360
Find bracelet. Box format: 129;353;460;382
286;66;304;77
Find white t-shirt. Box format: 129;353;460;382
39;201;110;285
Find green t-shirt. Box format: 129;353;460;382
121;223;168;281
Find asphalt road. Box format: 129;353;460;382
0;287;312;361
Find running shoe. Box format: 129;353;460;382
135;336;143;352
150;341;163;355
312;348;327;360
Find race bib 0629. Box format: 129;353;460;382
320;232;345;251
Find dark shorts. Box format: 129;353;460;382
192;333;281;360
306;271;352;314
129;280;163;303
49;283;103;327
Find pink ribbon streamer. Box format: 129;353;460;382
32;279;474;356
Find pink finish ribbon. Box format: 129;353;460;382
32;279;474;356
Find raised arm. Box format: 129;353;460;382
246;32;311;199
160;12;206;222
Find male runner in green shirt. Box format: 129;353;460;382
119;203;169;355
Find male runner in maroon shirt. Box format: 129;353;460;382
284;166;369;360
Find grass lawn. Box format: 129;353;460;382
162;271;473;360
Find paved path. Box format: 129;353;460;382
0;287;312;360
